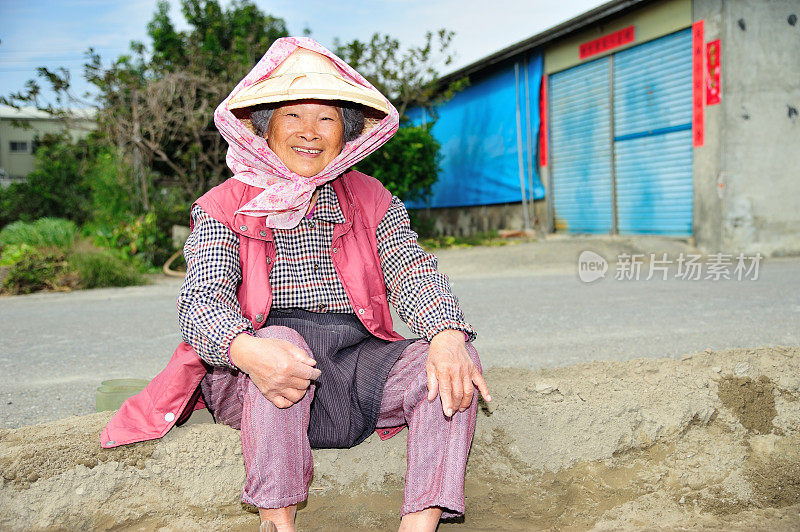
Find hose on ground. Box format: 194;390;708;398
162;249;186;278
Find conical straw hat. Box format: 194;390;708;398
228;48;390;115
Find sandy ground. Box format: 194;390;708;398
2;345;799;531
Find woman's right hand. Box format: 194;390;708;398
229;333;321;408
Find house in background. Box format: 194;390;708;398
410;0;800;256
0;105;96;188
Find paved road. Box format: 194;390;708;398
1;244;798;428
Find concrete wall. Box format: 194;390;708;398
692;0;726;253
411;202;533;237
694;0;800;256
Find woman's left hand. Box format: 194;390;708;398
425;329;491;417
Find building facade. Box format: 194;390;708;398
412;0;800;256
0;105;96;188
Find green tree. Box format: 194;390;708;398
334;30;468;121
86;0;290;201
4;1;289;204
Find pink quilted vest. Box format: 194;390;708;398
101;171;406;448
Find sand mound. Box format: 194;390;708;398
2;346;799;531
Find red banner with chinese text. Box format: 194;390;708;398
692;20;705;147
706;39;721;105
579;26;635;59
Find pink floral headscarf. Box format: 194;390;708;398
213;37;399;229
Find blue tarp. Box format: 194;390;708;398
406;54;545;209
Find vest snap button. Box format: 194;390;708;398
164;412;175;423
266;257;272;264
255;313;265;322
259;230;267;237
239;225;248;231
332;247;338;253
358;308;365;315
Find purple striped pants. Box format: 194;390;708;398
200;325;480;517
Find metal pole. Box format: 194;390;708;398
524;56;535;207
544;74;555;234
609;55;618;235
515;62;531;232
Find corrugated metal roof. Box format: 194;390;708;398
439;0;653;84
0;105;96;120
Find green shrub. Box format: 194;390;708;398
355;125;440;202
68;249;146;289
1;247;69;294
0;136;94;227
84;212;160;265
0;243;35;266
0;218;78;248
86;147;142;226
419;231;507;250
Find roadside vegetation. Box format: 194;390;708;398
0;218;145;295
419;231;511;250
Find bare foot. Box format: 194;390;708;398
398;507;443;531
259;505;297;532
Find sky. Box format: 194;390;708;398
0;0;608;106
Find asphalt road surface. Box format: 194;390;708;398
1;242;798;428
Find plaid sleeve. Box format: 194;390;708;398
177;204;253;369
376;196;477;342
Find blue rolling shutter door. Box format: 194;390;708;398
549;57;613;233
613;29;693;235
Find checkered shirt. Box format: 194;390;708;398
178;181;476;368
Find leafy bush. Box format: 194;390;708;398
0;243;35;266
85;148;140;227
0;218;78;248
0;237;146;294
85;212;160;264
68;249;145;289
1;247;69;294
419;231;506;250
355;125;440;202
150;186;191;265
0;136;96;228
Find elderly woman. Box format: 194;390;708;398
102;37;489;532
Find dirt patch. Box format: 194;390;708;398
0;412;156;489
746;435;800;509
718;375;777;433
1;345;799;531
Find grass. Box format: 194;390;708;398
68;249;146;289
1;246;69;294
0;218;147;294
0;218;78;248
418;230;510;250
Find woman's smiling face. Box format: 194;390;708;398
265;100;345;177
